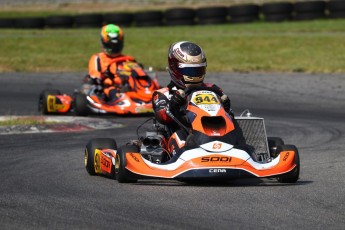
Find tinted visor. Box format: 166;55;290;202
178;63;206;77
103;40;123;53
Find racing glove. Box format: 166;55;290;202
221;94;232;113
170;89;186;108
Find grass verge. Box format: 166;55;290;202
0;19;345;73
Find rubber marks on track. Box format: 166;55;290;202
0;116;123;135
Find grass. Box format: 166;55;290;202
0;19;345;73
0;117;56;126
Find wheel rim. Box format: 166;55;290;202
115;154;120;173
84;149;88;167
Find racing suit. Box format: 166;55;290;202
88;52;144;102
152;81;245;157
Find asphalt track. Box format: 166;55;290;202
0;72;344;229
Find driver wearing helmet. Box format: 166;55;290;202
87;24;144;102
152;41;244;157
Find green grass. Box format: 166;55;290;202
1;19;345;73
0;117;56;126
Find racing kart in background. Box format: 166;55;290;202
84;86;300;184
38;61;160;116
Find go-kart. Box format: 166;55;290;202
38;61;160;116
84;86;300;183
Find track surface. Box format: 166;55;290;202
0;72;344;229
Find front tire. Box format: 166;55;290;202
38;89;61;114
115;145;139;183
277;145;300;183
85;138;117;177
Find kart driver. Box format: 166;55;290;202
87;24;146;102
152;41;245;157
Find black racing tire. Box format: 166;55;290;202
294;1;326;13
264;13;292;22
328;11;345;19
165;8;195;20
165;19;195;26
228;4;260;17
293;12;325;21
134;11;163;27
229;15;258;23
0;18;15;28
74;93;89;116
38;89;62;115
103;13;133;27
45;15;74;28
277;145;300;183
267;137;285;158
74;14;103;28
197;17;227;25
85;138;117;177
14;17;45;29
196;6;228;24
328;0;345;12
164;8;195;25
261;2;293;15
115;145;139;183
196;6;228;18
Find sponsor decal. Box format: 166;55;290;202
212;142;222;149
130;153;140;162
283;152;290;161
47;95;65;112
201;156;232;162
174;48;185;59
192;93;219;105
209;169;227;173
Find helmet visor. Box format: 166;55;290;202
178;63;206;77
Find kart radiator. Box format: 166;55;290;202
235;117;270;161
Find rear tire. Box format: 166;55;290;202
85;138;117;177
277;145;300;183
74;93;89;116
38;89;61;115
115;145;139;183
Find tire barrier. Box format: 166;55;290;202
196;6;228;25
15;17;45;29
327;0;345;19
1;1;344;29
293;1;326;20
228;4;260;23
103;12;133;27
74;14;103;28
164;8;195;26
134;11;163;27
45;15;74;28
262;2;293;22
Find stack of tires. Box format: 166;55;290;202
164;8;195;26
74;14;103;28
293;1;326;20
196;6;228;25
103;13;133;27
327;0;345;19
45;15;74;28
262;2;293;22
134;11;163;27
228;4;260;23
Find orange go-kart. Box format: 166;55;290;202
84;86;300;184
38;61;160;116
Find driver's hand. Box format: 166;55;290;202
103;69;114;79
170;89;186;107
221;94;231;112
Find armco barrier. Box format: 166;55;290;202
0;0;344;29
